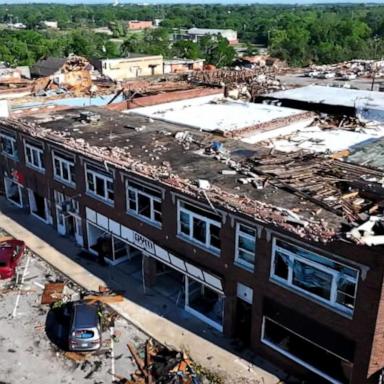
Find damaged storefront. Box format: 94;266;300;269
85;207;225;331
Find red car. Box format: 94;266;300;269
0;239;26;279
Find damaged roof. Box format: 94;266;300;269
264;85;384;109
4;105;384;245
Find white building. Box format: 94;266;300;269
187;28;238;45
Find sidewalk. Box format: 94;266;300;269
0;198;283;384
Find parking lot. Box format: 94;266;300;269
0;246;149;384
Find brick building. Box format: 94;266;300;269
127;20;153;30
1;98;384;383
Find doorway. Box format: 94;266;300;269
28;189;48;222
235;298;252;346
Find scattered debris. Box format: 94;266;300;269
41;282;65;305
117;339;202;384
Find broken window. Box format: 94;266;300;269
4;177;22;207
86;165;114;203
186;277;224;332
235;223;256;269
178;201;221;252
271;239;358;314
25;141;44;171
0;132;17;158
53;151;75;185
126;180;162;225
262;317;351;384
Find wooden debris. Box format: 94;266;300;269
64;351;89;362
126;339;200;384
83;294;124;305
41;282;65;305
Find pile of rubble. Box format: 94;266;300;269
304;59;384;80
241;150;384;227
310;114;366;131
116;339;201;384
32;55;98;97
188;68;283;101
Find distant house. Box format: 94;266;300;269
93;27;114;36
6;23;26;30
92;54;163;81
41;20;58;29
127;20;153;31
187;28;238;45
31;58;67;78
163;59;204;74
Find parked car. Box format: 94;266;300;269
67;301;101;351
0;238;25;279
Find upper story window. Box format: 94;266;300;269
0;131;17;159
271;238;358;315
235;223;256;270
85;164;114;204
126;179;162;225
25;141;44;172
53;151;75;186
178;200;221;252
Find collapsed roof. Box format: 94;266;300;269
3;97;384;247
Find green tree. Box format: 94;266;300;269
199;35;235;67
171;40;202;59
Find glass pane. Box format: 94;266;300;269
26;148;32;163
2;138;13;155
274;251;289;280
238;249;255;265
54;159;61;176
210;224;221;249
39;152;44;168
193;217;206;243
70;166;75;183
32;149;39;166
239;235;255;253
240;224;256;237
153;200;161;212
137;194;151;218
154;211;162;223
62;164;69;181
336;278;356;309
293;260;332;300
180;211;190;235
86;173;94;191
276;239;357;279
95;176;105;197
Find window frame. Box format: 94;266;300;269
177;200;221;253
52;151;75;186
126;179;162;226
85;164;114;204
235;222;257;271
24;141;45;172
270;238;358;316
261;317;349;384
0;132;17;159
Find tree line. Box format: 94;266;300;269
1;4;384;67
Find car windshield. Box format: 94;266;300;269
74;330;95;339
